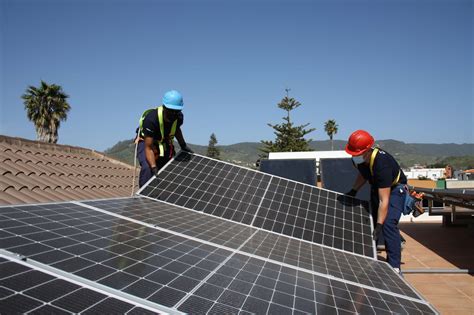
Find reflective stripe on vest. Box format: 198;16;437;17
138;108;154;137
138;106;177;157
157;106;177;157
369;148;400;186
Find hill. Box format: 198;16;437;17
104;139;473;170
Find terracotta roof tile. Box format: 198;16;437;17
0;135;138;205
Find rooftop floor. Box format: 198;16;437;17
381;222;473;314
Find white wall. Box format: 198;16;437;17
269;151;350;161
446;179;474;189
268;151;351;175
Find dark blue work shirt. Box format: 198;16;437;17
356;149;407;189
140;108;184;141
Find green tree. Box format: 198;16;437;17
324;119;338;150
22;81;71;143
207;133;221;159
260;95;315;157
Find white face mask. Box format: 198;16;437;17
352;155;365;164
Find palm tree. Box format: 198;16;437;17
22;81;71;143
324;119;338;150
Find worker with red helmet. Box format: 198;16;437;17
345;130;407;274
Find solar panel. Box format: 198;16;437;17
139;153;374;257
259;158;317;186
0;255;156;314
0;199;437;314
320;158;371;201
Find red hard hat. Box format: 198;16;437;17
345;130;375;156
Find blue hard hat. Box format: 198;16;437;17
162;90;184;110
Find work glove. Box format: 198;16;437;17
372;223;383;241
345;189;358;197
181;145;194;154
151;167;159;177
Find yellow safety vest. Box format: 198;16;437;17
369;148;401;186
138;106;177;157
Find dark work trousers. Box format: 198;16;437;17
383;186;404;268
137;141;173;187
370;189;405;247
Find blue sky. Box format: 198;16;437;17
1;0;472;151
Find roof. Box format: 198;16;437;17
0;135;138;205
390;222;474;314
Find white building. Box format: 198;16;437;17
403;168;445;180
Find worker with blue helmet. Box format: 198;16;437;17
135;90;193;187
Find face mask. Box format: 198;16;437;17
352;155;365;164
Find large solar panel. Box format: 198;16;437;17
139;153;374;257
0;199;437;314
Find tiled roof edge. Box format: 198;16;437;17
0;135;135;170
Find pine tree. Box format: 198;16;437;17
324;119;338;150
260;94;315;157
207;133;221;159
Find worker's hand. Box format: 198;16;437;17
372;223;383;241
151;167;159;177
181;145;194;154
134;136;143;144
345;189;358;197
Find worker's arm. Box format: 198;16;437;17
346;173;367;196
372;186;391;240
352;173;367;191
377;187;391;224
175;127;193;153
144;137;157;174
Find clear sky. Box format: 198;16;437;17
1;0;472;151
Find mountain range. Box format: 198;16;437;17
105;139;474;170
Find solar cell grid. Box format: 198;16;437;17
0;203;233;309
84;197;256;250
84;197;421;300
253;176;373;257
0;256;154;314
176;253;435;315
242;230;420;299
140;153;272;225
